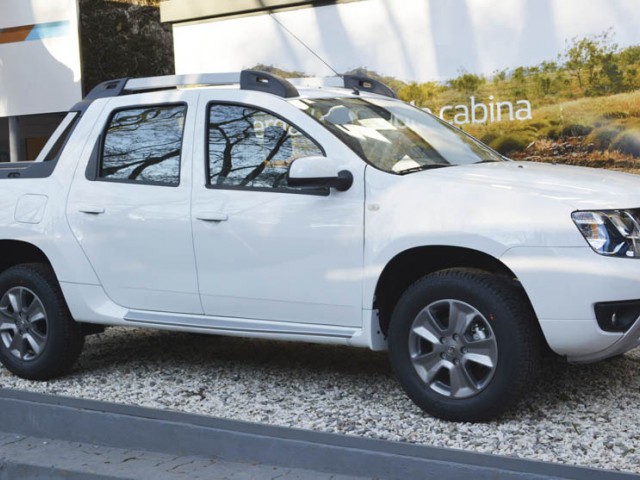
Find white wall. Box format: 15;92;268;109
0;0;82;117
173;0;640;82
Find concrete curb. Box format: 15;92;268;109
0;388;636;480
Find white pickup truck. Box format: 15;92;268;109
1;71;639;421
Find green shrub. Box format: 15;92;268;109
600;111;630;120
594;111;630;127
586;126;624;150
490;134;532;155
541;126;562;140
623;118;640;130
561;124;593;137
480;133;499;145
529;121;550;131
610;129;640;157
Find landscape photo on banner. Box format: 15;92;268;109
168;0;640;173
255;28;640;173
399;29;640;171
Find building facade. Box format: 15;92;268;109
2;0;639;162
0;0;82;161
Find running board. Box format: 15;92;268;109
124;310;358;339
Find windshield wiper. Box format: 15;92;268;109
398;164;452;175
473;159;501;164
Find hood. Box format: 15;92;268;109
364;160;640;251
426;161;640;210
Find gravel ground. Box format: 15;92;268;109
1;327;640;474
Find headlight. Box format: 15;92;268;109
572;209;640;258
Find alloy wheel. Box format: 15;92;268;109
408;299;498;399
0;287;49;361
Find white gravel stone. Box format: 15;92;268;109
1;327;639;474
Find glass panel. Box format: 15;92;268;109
207;104;322;189
38;112;78;163
295;97;503;174
101;105;186;185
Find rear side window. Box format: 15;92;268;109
100;104;186;186
207;103;323;190
42;113;79;162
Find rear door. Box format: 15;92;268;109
66;91;202;314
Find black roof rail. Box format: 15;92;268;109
343;75;397;98
70;78;130;114
240;70;299;98
84;78;130;101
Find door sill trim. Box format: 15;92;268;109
124;310;358;339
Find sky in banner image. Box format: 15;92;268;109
173;0;640;167
173;0;640;82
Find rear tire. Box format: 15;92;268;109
388;269;540;422
0;264;84;380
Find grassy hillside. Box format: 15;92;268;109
464;90;640;162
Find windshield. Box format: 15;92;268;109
293;97;504;174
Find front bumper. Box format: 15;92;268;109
500;246;640;363
571;314;640;363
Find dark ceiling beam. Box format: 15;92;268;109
160;0;362;24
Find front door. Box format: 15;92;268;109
191;93;365;326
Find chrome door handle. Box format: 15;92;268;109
78;205;105;214
196;212;229;222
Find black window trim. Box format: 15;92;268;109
204;100;329;196
87;101;189;188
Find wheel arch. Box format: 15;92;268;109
373;246;534;336
0;240;53;274
0;261;85;379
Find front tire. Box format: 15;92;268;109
388;269;540;422
0;264;84;380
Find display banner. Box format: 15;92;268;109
173;0;640;165
0;21;71;44
0;0;82;117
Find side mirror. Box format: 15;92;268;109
287;156;353;192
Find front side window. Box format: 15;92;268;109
294;97;504;174
207;104;323;190
100;104;186;186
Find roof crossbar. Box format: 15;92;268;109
287;76;344;88
288;75;397;98
125;72;241;91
